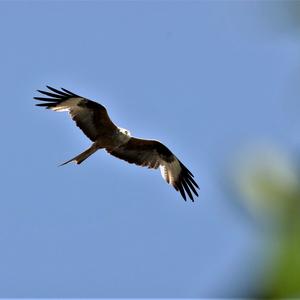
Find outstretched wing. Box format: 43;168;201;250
107;137;199;201
34;86;117;142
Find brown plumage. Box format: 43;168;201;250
34;86;199;201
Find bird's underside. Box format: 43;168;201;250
34;86;199;201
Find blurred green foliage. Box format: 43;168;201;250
234;146;300;298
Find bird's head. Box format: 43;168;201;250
118;127;131;137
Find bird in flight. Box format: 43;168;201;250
34;86;199;201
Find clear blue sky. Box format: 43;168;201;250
0;1;299;297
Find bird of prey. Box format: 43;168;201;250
34;86;199;201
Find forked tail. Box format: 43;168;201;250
59;144;99;166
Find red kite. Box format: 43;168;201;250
35;86;199;201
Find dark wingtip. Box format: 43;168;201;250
173;162;200;201
61;87;77;96
176;183;187;201
46;85;71;96
181;179;193;201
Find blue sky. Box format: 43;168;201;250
0;1;299;297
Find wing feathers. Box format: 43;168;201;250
37;90;65;98
61;87;78;96
184;172;199;189
176;182;187;201
34;86;117;142
107;137;199;201
182;178;193;201
34;97;58;102
184;176;199;196
46;85;69;96
35;102;57;107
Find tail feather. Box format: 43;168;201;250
59;144;99;166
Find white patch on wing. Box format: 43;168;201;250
160;165;169;183
51;98;82;112
159;159;181;185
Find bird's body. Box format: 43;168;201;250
34;86;199;201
